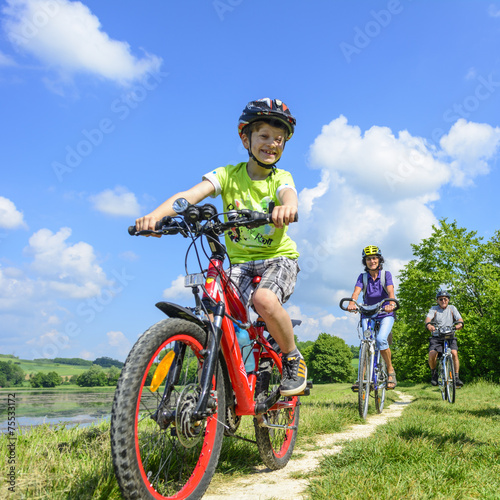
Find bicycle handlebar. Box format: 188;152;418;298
128;202;298;237
339;297;400;316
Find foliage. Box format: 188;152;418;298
392;220;500;382
30;371;63;388
349;345;360;359
75;365;108;387
93;356;124;369
0;360;25;387
53;357;93;366
106;366;121;386
308;333;354;383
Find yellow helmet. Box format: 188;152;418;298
362;245;382;258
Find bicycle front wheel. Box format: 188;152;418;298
438;357;447;401
358;342;371;420
111;318;226;500
374;355;387;414
445;355;456;404
253;358;300;470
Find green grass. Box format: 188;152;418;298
307;381;500;499
2;381;499;499
0;354;91;379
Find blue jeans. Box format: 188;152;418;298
362;316;394;351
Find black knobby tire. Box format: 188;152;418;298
358;342;371;420
374;355;387;414
438;357;447;401
253;358;300;470
110;318;226;500
445;355;456;404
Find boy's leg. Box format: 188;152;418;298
251;257;307;396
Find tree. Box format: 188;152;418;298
107;366;121;386
29;371;62;388
76;365;108;387
308;333;354;383
392;220;500;382
0;360;25;387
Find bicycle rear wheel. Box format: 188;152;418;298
445;355;456;404
111;318;225;500
358;342;371;420
374;356;387;414
253;357;300;470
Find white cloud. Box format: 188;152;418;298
439;118;500;187
162;275;193;301
289;116;500;336
27;226;111;298
0;49;15;66
0;196;27;229
89;186;141;217
106;330;131;357
2;0;162;85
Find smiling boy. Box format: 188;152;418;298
135;98;307;396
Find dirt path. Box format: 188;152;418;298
204;391;414;500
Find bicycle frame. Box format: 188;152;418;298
201;258;285;417
358;318;384;392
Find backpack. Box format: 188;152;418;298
362;270;388;303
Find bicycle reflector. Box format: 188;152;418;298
150;350;175;392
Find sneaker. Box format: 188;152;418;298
431;369;438;386
455;375;464;387
280;355;307;396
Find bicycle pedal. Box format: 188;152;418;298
306;380;313;389
295;388;310;396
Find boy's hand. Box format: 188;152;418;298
135;215;161;237
272;205;298;229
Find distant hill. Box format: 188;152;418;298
0;354;124;381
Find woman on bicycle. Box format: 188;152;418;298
348;245;397;390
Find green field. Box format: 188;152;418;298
0;354;93;380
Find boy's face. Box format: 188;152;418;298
241;123;286;166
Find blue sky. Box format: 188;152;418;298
1;0;499;361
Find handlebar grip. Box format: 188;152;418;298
128;216;172;236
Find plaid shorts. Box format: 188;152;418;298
227;257;299;307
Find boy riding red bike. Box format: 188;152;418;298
135;98;307;396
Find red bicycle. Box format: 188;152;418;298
111;199;311;500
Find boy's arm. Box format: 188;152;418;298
135;180;215;231
273;187;298;229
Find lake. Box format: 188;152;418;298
0;389;116;431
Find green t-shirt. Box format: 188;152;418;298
203;162;299;264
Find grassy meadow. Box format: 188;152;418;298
1;381;499;499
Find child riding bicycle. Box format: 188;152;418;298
135;98;307;396
347;245;397;391
426;289;464;387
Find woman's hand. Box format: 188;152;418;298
347;301;358;313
